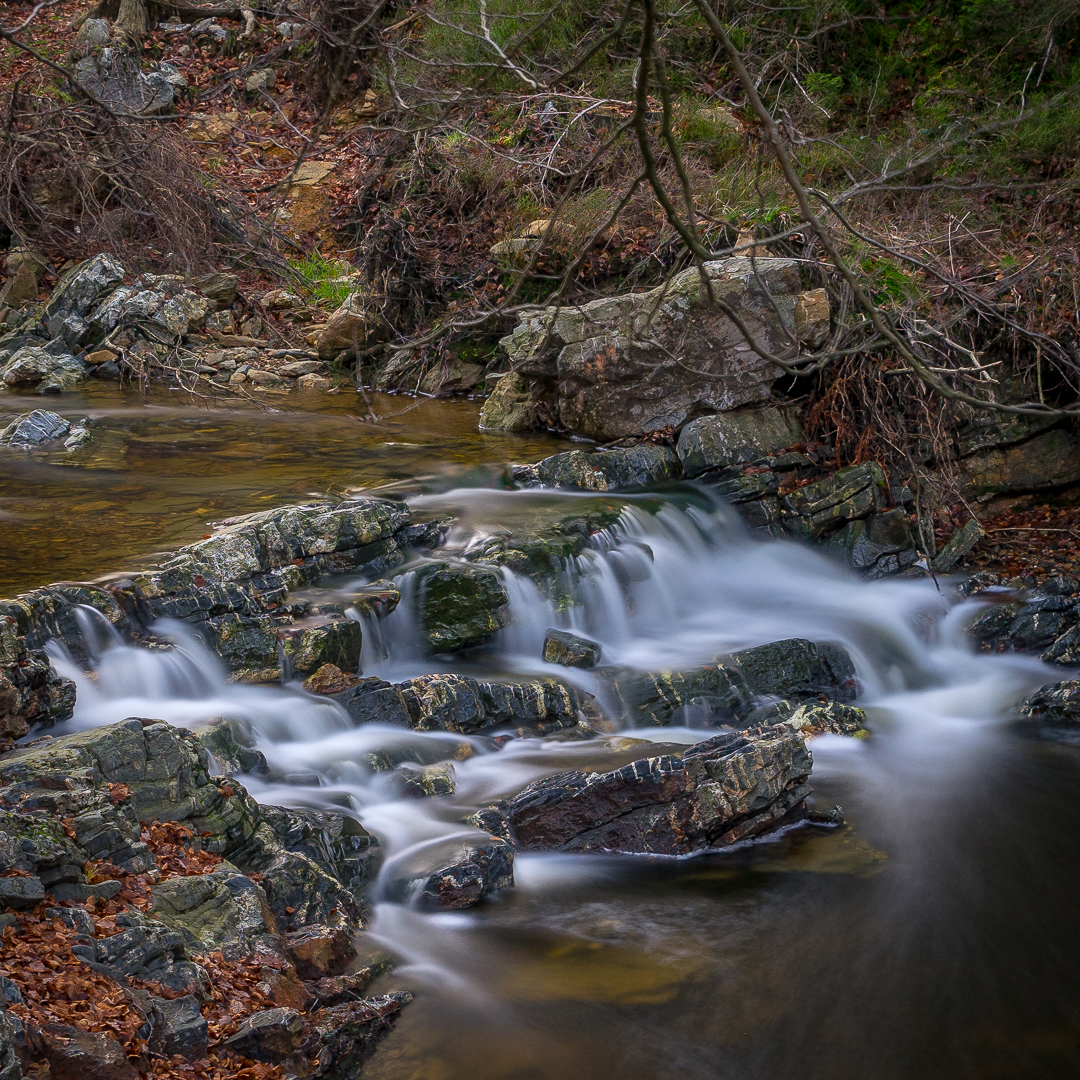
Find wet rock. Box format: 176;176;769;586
1;347;87;392
332;677;411;726
304;993;411;1079
413;561;510;652
745;698;868;736
223;1007;305;1062
0;676;25;741
968;593;1079;653
148;994;207;1061
1019;681;1080;723
611;663;752;726
281;925;356;980
543;628;601;668
495;258;818;440
0;410;71;448
394;760;456;798
409;839;514;908
41;1023;138;1080
151;868;276;955
303;664;360;695
731;638;858;702
306;961;392;1008
509;728;812;854
187;717;268;777
1043;624;1080;665
782;462;888;538
823;508;918;577
525;444;682;490
277;615;364;676
676;404;804;477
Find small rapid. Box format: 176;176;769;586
42;488;1074;1079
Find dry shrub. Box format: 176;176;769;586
0;88;263;273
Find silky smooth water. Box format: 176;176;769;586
11;393;1080;1079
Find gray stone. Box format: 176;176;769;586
824;508;918;577
961;426;1080;496
74;52;176;115
933;519;985;572
223;1007;304;1062
395;760;456;798
0;410;71;448
91;276;208;339
543;628;601;669
781;462;888;537
731;638;858;701
677;404;804;477
0;875;44;909
1;347;88;392
306;994;411;1077
149;995;207;1061
509;727;812;854
406;839;514;908
41;254;125;345
1019;681;1080;723
526;444;682;490
246;69;277;93
609;663;752;726
495;258;821;440
0;1011;18;1080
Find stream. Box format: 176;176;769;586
5;389;1080;1079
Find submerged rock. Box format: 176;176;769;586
509;728;812;854
744;698;868;736
543;628;601;668
412;561;510;652
611;663;752;726
0;410;70;448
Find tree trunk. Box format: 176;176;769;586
115;0;149;44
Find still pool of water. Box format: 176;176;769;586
7;389;1080;1080
0;386;564;595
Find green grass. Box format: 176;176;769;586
289;253;356;308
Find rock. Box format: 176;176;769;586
281;925;356;980
0;1011;21;1080
490;237;541;262
0;262;40;307
192;272;239;309
823;508;918;577
526;444;682;490
278;360;323;377
676;404;804;477
306;962;391;1008
74;52;178;116
316;292;387;360
223;1007;304;1062
246;69;277;93
408;839;514;908
151;869;276;955
303;664;360;695
75;17;112;47
304;993;411;1078
1019;681;1080;722
276;615;364;676
1043;624;1080;665
184;113;237;141
782;462;888;538
970;593;1079;653
0;676;28;741
149;995;208;1061
543;628;601;668
1;347;87;392
91;276;208;339
41;1024;139;1080
509;727;812;854
248;369;292;390
495;258;822;440
0;410;70;448
298;373;333;391
960;426;1080;496
395;761;455;798
41;254;125;346
794;288;830;347
731;638;858;701
746;698;868;736
0;876;44;909
611;663;751;726
932;519;985;573
412;561;510;652
187;717;268;777
479;372;538;432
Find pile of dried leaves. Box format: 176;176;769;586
955;504;1080;581
0;821;289;1080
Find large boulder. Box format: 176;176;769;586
478;372;539;432
40;254;125;346
73;52;183;116
677;404;804;477
959;425;1080;496
1;347;87;392
0;410;70;448
316;292;388;361
608;663;752;726
509;727;812;854
412;561;510;652
519;444;682;490
493;258;827;440
731;638;858;702
91;276;209;340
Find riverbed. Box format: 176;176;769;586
4;389;1079;1080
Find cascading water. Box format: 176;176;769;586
45;489;1076;1080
